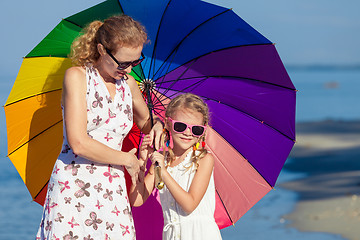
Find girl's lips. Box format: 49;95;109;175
180;137;193;142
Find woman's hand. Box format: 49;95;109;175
124;148;142;185
149;119;164;151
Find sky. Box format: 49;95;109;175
0;0;359;79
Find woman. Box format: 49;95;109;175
36;15;163;240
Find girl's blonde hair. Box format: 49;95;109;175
163;93;210;170
69;15;147;66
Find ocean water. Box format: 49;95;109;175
290;68;360;122
1;69;359;239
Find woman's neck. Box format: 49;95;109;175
93;63;116;83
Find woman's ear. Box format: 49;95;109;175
97;43;106;56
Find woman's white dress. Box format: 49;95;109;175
159;151;222;240
36;65;136;240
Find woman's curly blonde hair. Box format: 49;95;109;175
69;15;147;66
162;93;210;170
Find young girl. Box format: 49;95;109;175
130;93;222;240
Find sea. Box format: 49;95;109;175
1;68;359;239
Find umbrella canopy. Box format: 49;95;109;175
4;0;296;238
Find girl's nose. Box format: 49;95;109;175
183;126;192;135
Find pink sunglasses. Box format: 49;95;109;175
168;117;206;136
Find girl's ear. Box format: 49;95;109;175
164;118;171;131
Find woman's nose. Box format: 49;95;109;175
124;65;132;74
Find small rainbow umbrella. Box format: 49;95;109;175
4;0;296;238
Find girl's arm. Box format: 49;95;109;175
126;75;163;149
151;151;214;214
129;164;156;207
129;135;156;206
63;67;141;184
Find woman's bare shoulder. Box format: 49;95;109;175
65;66;86;78
63;66;86;86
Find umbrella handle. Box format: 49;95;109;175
144;83;164;190
154;161;164;190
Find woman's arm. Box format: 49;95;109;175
127;75;163;149
151;151;214;214
62;67;141;183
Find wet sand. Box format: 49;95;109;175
281;120;360;240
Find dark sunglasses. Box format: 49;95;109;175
168;117;206;137
105;48;144;70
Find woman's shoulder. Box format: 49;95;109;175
63;66;87;89
125;74;138;90
65;66;86;78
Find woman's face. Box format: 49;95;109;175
100;44;143;80
167;108;204;154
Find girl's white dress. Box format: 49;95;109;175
36;65;136;240
159;151;222;240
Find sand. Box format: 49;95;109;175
280;120;360;240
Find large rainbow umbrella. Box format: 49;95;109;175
4;0;296;238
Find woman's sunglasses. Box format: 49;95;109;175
168;117;206;137
105;47;145;70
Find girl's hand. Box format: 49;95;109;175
139;134;154;161
149;119;164;150
124;148;142;185
150;151;166;169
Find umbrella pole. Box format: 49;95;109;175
144;83;164;190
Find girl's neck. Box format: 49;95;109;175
171;148;192;165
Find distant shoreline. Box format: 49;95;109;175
285;64;360;71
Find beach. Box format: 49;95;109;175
281;120;360;240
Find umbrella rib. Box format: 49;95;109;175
150;89;168;117
156;48;180;89
34;181;50;201
157;85;295;142
116;0;125;13
63;18;82;29
4;89;62;107
156;55;197;91
161;75;296;91
215;189;234;225
152;7;232;79
7;120;63;157
152;42;277;85
162;77;208;99
147;0;173;80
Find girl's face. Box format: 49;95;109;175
167;108;205;154
100;44;143;80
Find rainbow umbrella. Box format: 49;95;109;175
4;0;296;238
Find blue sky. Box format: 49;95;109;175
0;0;359;78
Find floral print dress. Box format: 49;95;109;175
36;65;136;240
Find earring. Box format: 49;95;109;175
201;136;206;148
